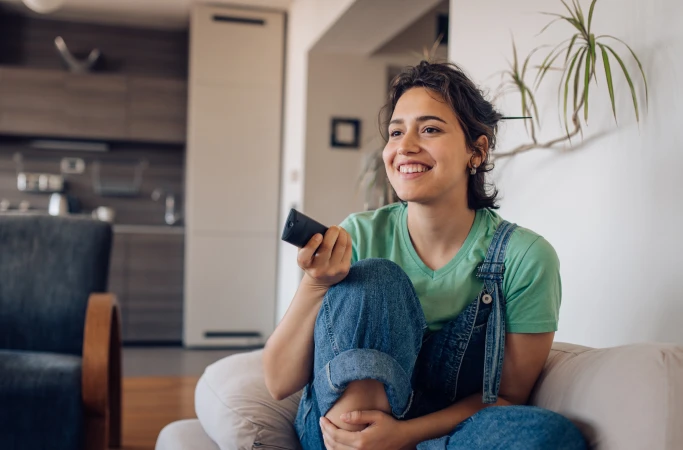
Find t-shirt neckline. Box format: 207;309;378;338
399;203;484;280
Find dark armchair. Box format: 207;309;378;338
0;215;122;450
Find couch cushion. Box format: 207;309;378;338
196;349;302;450
0;350;83;450
156;419;220;450
531;342;683;450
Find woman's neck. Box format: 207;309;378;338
406;195;476;271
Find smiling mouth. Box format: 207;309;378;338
398;163;432;174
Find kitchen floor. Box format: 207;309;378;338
123;346;247;377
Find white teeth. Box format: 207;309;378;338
399;164;430;174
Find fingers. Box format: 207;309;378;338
297;233;323;269
317;226;341;260
330;228;349;264
341;234;353;266
320;417;357;449
341;410;377;426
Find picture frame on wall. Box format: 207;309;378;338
330;118;361;149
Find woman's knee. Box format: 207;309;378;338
314;258;426;358
322;258;425;328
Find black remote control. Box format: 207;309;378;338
281;208;329;248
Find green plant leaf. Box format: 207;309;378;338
564;33;579;64
526;85;541;127
522;46;542;78
520;79;528;130
598;43;617;123
536;45;569;89
511;37;519;74
561;0;588;35
589;33;598;82
563;50;582;134
537;17;564;36
539;12;583;34
560;0;579;21
599;35;649;105
573;47;587;115
587;0;598;34
604;44;640;122
572;0;585;25
566;17;586;34
584;46;592;121
534;37;573;86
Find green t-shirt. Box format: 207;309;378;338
339;203;561;333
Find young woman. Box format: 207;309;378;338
263;61;586;450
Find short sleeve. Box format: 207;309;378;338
503;236;561;334
339;215;359;264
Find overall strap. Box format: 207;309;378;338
477;220;517;282
476;220;517;404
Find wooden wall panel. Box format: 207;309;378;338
0;10;188;79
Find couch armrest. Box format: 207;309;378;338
530;342;683;450
82;293;122;450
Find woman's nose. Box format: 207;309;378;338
397;131;419;155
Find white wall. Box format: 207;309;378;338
276;0;358;322
450;0;683;347
303;53;388;226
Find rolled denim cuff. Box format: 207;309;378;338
313;348;414;419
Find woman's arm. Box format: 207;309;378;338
263;226;352;400
399;332;555;445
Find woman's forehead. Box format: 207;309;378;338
392;88;454;119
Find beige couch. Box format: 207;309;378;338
156;342;683;450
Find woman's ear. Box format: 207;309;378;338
473;135;490;167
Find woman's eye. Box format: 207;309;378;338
424;127;440;134
389;130;402;137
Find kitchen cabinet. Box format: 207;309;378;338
0;68;67;136
127;76;187;144
64;73;128;139
0;66;187;144
108;231;184;343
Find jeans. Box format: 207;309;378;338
294;258;586;450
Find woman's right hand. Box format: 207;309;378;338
297;226;352;289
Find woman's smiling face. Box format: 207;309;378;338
383;87;475;205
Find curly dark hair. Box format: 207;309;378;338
380;61;503;210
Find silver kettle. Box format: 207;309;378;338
48;193;69;216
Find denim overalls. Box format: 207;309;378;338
294;221;585;450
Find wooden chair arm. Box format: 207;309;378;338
82;293;122;450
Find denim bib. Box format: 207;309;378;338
407;220;518;418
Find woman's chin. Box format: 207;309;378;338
394;190;430;204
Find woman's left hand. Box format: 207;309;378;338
319;410;415;450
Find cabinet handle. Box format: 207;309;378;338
204;331;261;338
212;15;265;26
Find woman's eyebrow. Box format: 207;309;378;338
389;115;447;125
416;115;447;124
